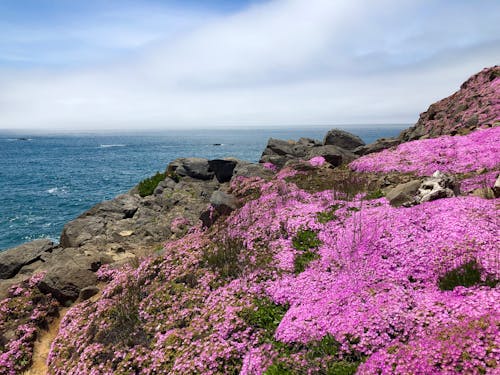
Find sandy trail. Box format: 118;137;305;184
23;307;68;375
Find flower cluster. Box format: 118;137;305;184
351;126;500;176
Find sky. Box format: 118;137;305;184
0;0;499;131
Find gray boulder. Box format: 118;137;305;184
0;239;55;279
323;129;365;150
38;264;97;304
385;180;422;207
168;158;214;180
416;171;459;203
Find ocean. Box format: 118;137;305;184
0;125;407;251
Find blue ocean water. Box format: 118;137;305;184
0;125;407;250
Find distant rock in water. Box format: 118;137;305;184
400;65;500;141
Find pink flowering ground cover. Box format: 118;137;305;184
350;126;500;177
44;168;499;374
0;273;59;374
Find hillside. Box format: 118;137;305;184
0;66;499;375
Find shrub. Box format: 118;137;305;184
264;363;294;375
438;259;498;290
292;230;321;251
137;171;166;197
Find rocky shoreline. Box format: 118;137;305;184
0;65;498;374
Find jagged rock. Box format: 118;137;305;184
323;129;365;150
208;159;237;183
38;265;97;304
168;158;214;180
385;180;422;207
210;191;238;215
399;66;500;141
354;138;401;155
307;145;357;167
416;171;459;203
0;239;55;279
79;286;100;301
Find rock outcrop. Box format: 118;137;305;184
0;239;55;279
400;65;500;141
260;129;360;168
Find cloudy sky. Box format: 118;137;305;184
0;0;499;131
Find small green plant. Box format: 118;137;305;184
138;171;166;197
292;230;321;251
364;189;384;200
294;251;320;274
317;205;342;224
239;298;288;342
202;238;244;280
438;259;498;290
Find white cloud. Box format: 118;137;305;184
0;0;499;130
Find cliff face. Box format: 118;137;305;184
400;65;500;141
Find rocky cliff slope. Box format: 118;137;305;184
0;66;498;375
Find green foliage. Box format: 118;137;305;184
294;250;320;274
326;361;360;375
137;171;166;197
306;334;340;359
239;298;288;342
438;259;498;290
292;230;321;251
202;238;244;280
317;205;342;224
263;363;294;375
364;189;384;200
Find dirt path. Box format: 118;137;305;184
23;307;69;375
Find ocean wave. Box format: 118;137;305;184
99;144;126;148
47;187;69;196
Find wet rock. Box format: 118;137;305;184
323;129;365;150
0;239;55;279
